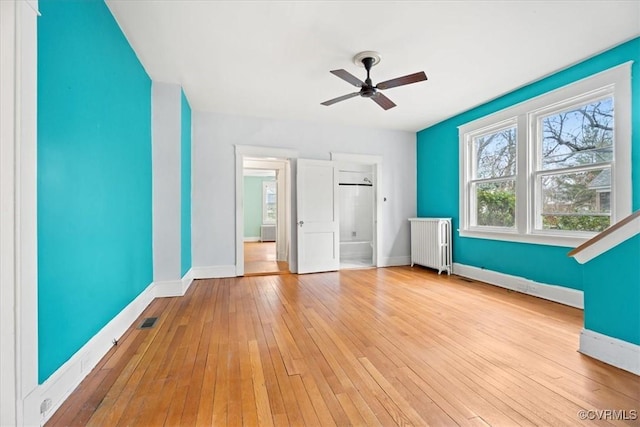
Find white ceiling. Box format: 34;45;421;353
106;1;639;132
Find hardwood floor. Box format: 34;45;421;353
47;267;639;426
244;241;289;276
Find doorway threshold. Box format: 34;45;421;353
244;260;290;276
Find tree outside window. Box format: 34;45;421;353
536;98;613;232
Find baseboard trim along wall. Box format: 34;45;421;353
381;256;411;267
452;263;584;309
579;329;640;375
26;281;157;426
191;265;236;279
243;236;260;242
154;268;194;298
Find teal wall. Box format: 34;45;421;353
583;235;640;345
244;176;274;238
181;90;192;277
417;38;640;291
38;0;152;382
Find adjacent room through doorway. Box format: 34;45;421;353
242;159;290;276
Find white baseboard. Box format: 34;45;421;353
380;256;411;267
452;263;584;309
244;236;260;242
26;281;156;426
153;268;194;298
153;280;184;297
580;329;640;375
191;265;236;279
181;268;194;293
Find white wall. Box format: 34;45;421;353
152;82;181;282
192;111;416;272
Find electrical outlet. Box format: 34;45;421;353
352;231;356;237
40;398;52;414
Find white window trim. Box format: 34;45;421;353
459;62;632;248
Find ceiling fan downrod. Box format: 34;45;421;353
361;57;376;98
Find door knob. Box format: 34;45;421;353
298;221;304;227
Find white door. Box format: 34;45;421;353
297;159;339;274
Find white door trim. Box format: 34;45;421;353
331;152;383;267
0;3;19;423
235;145;297;276
1;1;39;425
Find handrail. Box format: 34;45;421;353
568;210;640;263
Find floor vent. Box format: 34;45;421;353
138;317;158;329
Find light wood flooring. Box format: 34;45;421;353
244;241;289;276
47;267;639;426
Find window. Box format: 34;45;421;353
534;96;613;233
262;181;277;224
460;64;631;247
469;121;517;229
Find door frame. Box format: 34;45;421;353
234;145;297;276
1;1;39;424
331;152;383;267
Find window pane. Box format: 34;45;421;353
474;180;516;227
263;181;277;223
540;168;611;232
541;98;613;170
473;127;517;179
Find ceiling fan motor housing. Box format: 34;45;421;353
360;56;377;97
360;87;377;98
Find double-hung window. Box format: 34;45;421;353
468;120;518;230
460;64;631;247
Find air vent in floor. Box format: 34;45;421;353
138;317;158;329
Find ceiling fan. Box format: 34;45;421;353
321;51;427;110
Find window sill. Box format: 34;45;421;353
459;228;593;248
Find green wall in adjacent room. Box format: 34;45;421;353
244;176;274;238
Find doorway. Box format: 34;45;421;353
242;165;289;275
237;155;292;276
296;154;382;274
332;152;382;270
338;165;375;269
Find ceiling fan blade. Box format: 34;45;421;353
376;71;427;90
330;69;364;87
321;92;360;106
371;92;396;110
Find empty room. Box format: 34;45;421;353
1;0;639;426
